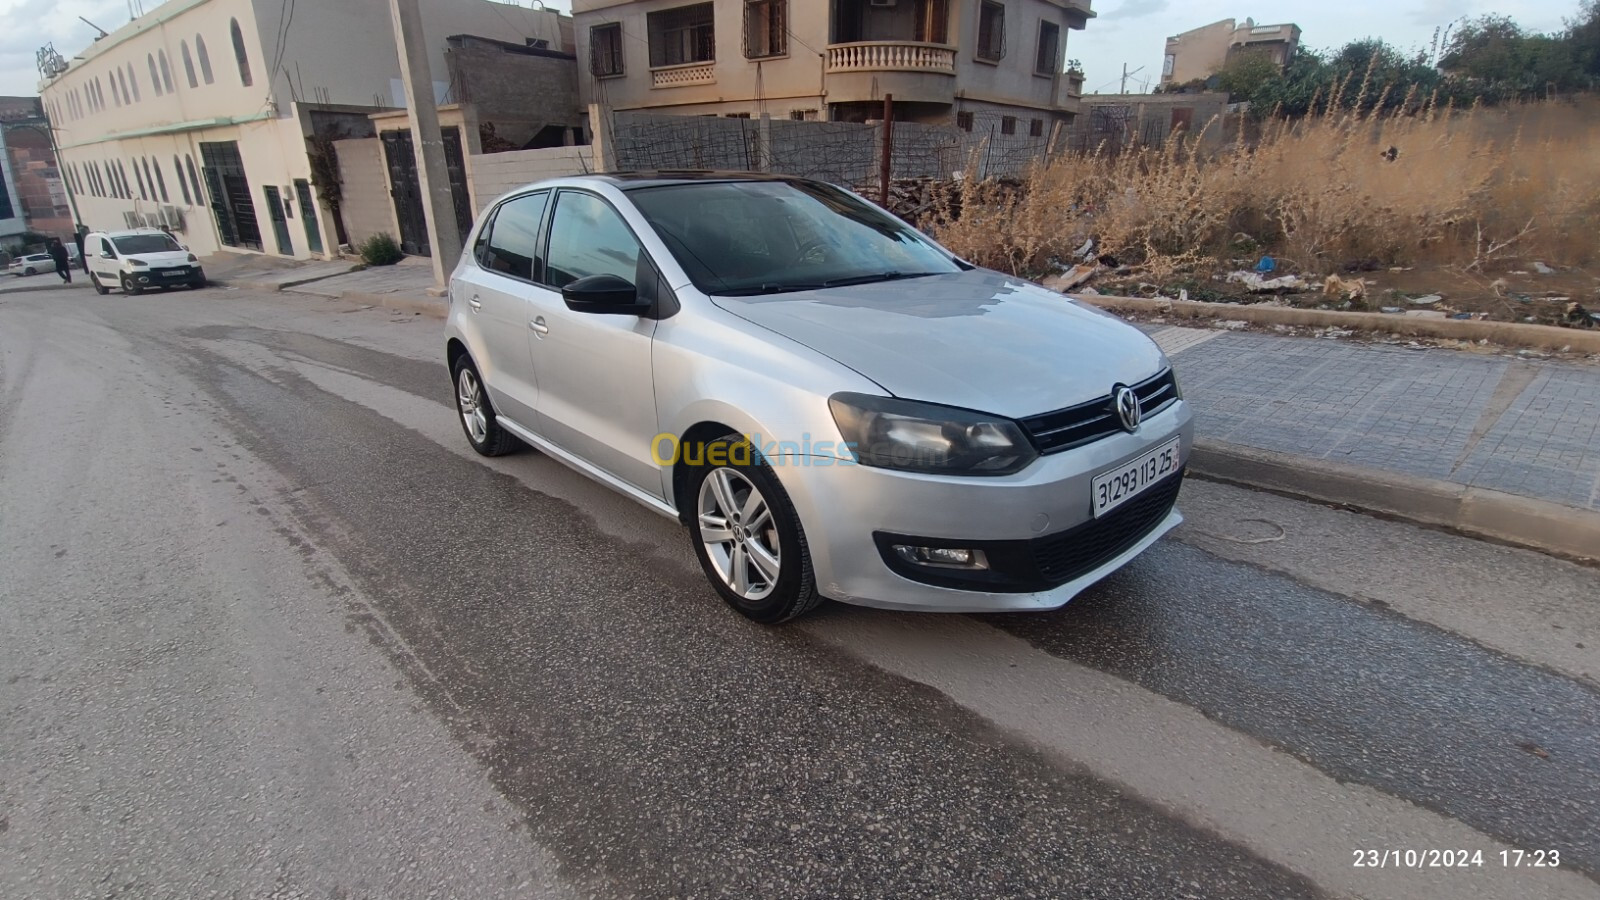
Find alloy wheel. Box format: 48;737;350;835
457;367;489;444
697;467;782;601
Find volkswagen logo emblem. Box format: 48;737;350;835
1114;385;1142;433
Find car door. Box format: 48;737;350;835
526;189;664;497
90;237;119;282
453;191;552;428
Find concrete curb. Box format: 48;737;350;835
1189;439;1600;563
0;280;91;295
209;265;361;293
1074;294;1600;354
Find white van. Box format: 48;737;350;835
84;229;206;295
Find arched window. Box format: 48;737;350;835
148;55;163;97
230;19;253;87
175;155;192;204
186;155;204;207
125;64;139;102
158;51;174;93
119;161;132;199
145;158;166;203
134;159;148;200
181;42;198;88
196;35;214;84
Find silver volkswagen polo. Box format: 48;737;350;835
446;173;1193;623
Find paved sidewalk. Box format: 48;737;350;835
1152;327;1600;513
284;257;435;301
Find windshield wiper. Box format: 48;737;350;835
714;272;943;297
821;271;941;288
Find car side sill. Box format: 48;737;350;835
494;415;681;522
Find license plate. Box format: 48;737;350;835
159;269;187;278
1091;438;1181;518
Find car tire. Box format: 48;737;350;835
452;355;518;457
90;273;110;295
120;274;143;296
686;435;823;624
23;267;35;276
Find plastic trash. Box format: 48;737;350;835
1408;294;1444;305
1256;256;1277;274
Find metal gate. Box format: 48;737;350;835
293;179;324;255
199;141;263;252
263;185;294;256
382;127;474;258
382;130;430;256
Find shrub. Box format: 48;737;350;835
359;232;404;266
925;95;1600;279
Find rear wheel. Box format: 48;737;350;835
452;356;518;457
89;273;109;295
120;274;143;296
687;436;822;624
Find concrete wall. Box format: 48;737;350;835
334;137;395;248
447;37;585;149
469;147;596;212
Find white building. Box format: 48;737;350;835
41;0;567;260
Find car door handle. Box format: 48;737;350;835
467;295;482;311
530;317;549;336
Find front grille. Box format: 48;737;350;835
1021;369;1180;454
1031;470;1184;584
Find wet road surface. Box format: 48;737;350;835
2;286;1597;899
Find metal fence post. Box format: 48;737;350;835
878;94;894;207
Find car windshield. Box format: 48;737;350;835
113;234;183;255
628;180;962;296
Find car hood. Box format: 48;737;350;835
126;250;193;266
712;269;1167;419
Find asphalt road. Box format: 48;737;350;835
2;284;1597;900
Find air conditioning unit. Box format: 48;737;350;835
158;205;186;231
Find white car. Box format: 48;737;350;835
84;229;206;295
8;253;55;276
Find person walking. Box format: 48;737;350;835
48;238;72;284
74;225;88;273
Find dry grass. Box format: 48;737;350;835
927;96;1600;280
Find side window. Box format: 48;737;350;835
99;238;114;256
543;192;641;289
483;191;550;281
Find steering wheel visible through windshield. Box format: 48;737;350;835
628;180;962;296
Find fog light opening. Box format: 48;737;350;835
892;545;990;570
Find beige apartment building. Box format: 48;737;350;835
40;0;569;261
1160;17;1301;87
573;0;1094;128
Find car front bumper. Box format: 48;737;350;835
777;401;1194;613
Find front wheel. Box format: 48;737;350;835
121;274;143;296
452;356;518;457
687;437;822;624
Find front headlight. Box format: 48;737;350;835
829;393;1037;476
129;259;149;267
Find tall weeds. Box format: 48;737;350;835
926;96;1600;278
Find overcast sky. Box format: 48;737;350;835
0;0;1576;98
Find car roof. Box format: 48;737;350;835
563;170;811;192
90;228;173;238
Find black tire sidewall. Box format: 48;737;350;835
90;273;109;295
121;275;141;295
686;437;816;624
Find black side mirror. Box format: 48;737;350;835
561;274;648;315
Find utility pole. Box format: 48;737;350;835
388;0;461;290
1120;64;1146;94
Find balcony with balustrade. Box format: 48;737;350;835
826;0;957;109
